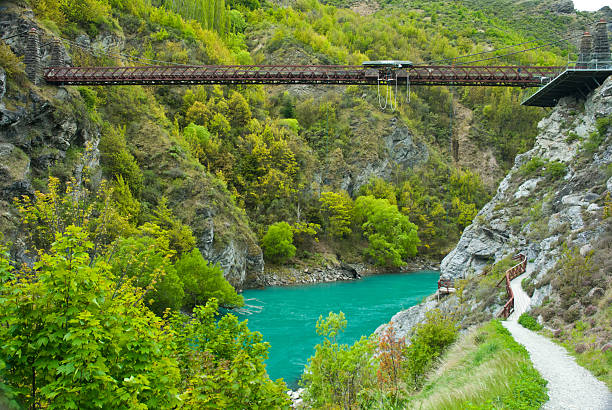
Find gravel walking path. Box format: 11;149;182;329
502;267;612;410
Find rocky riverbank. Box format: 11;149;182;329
246;257;439;288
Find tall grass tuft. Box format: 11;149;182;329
410;320;548;409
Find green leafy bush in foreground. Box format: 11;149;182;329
301;312;377;408
519;312;543;331
302;309;459;409
0;228;289;408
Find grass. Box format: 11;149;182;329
518;313;542;331
409;320;548;409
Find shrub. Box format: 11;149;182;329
99;124;144;196
518;313;542;331
0;227;182;408
261;221;296;263
520;156;546;176
301;312;376;408
522;276;536;297
0;42;26;84
545;160;567;179
171;299;290;408
405;309;458;388
77;86;98;111
565;132;580;144
174;249;243;309
583;123;607;154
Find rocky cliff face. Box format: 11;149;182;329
382;76;612;340
441;77;611;288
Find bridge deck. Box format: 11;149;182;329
522;68;612;107
43;65;562;87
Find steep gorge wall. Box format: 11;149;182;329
440;77;611;299
382;76;612;339
0;6;263;289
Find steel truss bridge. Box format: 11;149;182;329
43;64;563;87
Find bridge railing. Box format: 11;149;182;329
43;64;564;87
567;60;612;70
497;254;527;319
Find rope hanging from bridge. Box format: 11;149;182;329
406;73;411;104
376;71;399;112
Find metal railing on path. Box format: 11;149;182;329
497;254;527;319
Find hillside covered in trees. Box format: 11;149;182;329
3;0;602;280
1;0;610;406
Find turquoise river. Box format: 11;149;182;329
238;270;439;388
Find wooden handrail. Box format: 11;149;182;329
497;254;527;319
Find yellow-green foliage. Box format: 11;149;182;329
14;176;133;254
301;312;377;408
0;41;26;84
410;320;548;409
30;0;111;25
353;195;420;267
0;232;287;408
604;193;612;219
99;124;144;196
261;221;296;264
319;190;354;238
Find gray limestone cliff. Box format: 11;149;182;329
440;77;611;289
381;76;612;339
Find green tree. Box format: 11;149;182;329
319;190;353;238
301;312;376;408
185;101;212;126
15;176;133;256
359;177;397;205
171;299;290;408
174;249;243;309
451;197;477;230
183;123;221;168
99;124;144;196
112;175;141;223
261;221;296;263
354;196;420;267
228;91;252;128
0;226;181;408
108;235;184;315
149;197;197;256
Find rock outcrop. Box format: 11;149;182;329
338;118;429;195
550;0;574;14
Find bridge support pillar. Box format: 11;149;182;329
25;28;40;84
578;32;593;68
593;20;610;64
50;38;63;67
